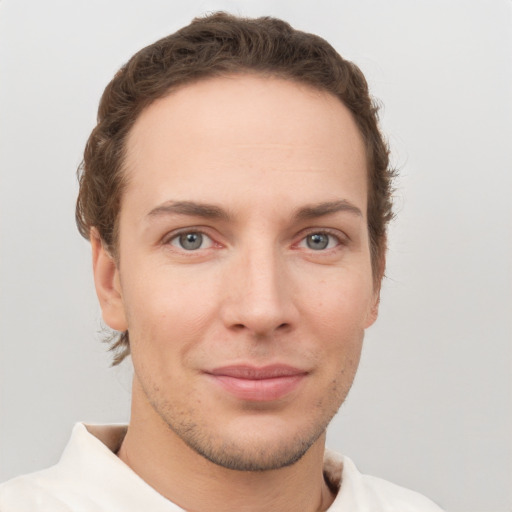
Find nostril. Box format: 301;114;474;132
230;322;290;333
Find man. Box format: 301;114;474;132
0;12;443;511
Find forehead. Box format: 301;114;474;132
122;74;367;214
127;74;364;158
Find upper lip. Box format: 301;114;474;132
207;365;308;380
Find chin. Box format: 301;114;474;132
181;426;324;472
159;404;336;472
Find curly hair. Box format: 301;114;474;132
76;12;395;365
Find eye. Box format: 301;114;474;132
169;231;214;251
299;232;340;251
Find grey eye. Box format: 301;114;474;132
306;233;330;250
169;231;214;251
178;232;203;250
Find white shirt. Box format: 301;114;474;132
0;424;443;511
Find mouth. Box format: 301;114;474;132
205;365;308;401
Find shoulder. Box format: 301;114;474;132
0;423;177;512
353;470;444;511
0;468;88;512
0;423;123;512
324;451;444;511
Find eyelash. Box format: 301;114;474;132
162;228;347;253
164;229;217;251
294;229;346;252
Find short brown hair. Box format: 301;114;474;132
76;12;395;364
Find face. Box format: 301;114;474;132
95;74;380;471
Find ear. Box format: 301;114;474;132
91;228;127;332
365;248;386;328
365;288;381;328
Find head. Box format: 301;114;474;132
76;13;395;472
76;13;394;365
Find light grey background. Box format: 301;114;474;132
1;1;511;511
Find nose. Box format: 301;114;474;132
220;243;298;337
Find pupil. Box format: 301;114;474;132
307;233;328;250
180;232;202;250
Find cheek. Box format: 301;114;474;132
304;272;374;327
120;263;221;353
298;272;372;366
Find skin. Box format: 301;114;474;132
92;74;382;512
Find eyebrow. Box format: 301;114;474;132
295;200;363;220
146;200;232;221
146;199;362;223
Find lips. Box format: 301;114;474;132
206;365;308;401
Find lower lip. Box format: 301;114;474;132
208;374;306;401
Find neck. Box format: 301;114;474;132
117;380;335;512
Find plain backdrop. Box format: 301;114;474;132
1;1;511;511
